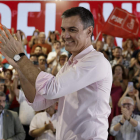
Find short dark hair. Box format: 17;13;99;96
38;53;47;59
114;46;122;51
53;40;61;46
61;7;94;29
30;53;38;58
4;69;13;76
0;92;6;98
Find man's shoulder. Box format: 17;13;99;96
34;111;46;118
81;50;109;65
4;109;18;118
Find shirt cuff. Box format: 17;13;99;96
134;121;140;131
110;126;119;136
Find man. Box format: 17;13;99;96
13;71;35;140
31;32;52;55
29;104;57;140
110;47;129;69
47;40;67;69
0;92;25;140
0;7;112;140
103;35;115;60
38;53;48;72
110;97;140;140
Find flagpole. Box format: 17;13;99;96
95;31;101;43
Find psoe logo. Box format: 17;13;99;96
111;15;124;24
127;19;134;30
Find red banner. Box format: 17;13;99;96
102;7;140;39
0;1;140;52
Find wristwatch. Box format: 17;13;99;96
119;121;124;125
13;53;25;62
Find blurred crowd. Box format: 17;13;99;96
0;28;140;140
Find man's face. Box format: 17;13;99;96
34;47;42;54
96;41;103;51
4;71;12;80
54;42;61;51
38;56;46;65
30;56;38;62
127;40;133;49
59;57;68;66
121;99;134;113
0;96;6;113
0;83;4;92
46;105;55;116
39;34;45;44
61;15;91;56
114;48;122;58
106;35;114;47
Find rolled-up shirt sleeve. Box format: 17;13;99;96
110;116;120;136
134;120;140;131
36;55;110;100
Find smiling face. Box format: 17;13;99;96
61;15;93;57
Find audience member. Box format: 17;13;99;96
110;47;129;69
29;104;57;140
13;71;35;140
46;31;59;47
103;35;115;60
109;64;127;128
110;97;140;140
0;92;25;140
4;69;19;113
34;45;42;55
129;51;140;80
118;81;140;115
29;29;40;49
95;40;108;59
31;32;52;55
38;53;48;72
51;54;68;76
122;39;134;61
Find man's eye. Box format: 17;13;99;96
70;29;75;32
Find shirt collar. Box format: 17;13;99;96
0;110;4;117
68;45;95;64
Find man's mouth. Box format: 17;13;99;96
65;40;74;45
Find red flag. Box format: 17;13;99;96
93;5;105;40
102;7;140;39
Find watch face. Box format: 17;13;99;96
14;55;20;61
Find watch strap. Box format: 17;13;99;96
13;53;25;62
119;121;124;125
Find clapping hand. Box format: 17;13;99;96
121;108;130;120
0;26;24;68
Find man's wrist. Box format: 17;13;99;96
128;117;131;122
119;121;124;125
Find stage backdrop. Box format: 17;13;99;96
0;1;140;53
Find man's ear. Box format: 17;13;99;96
87;26;94;38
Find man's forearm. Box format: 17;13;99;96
17;68;37;103
129;118;138;127
30;126;47;138
113;123;121;131
17;55;41;88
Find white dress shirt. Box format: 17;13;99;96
0;110;4;139
28;45;112;140
17;90;35;125
29;111;57;140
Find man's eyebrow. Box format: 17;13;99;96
61;26;78;29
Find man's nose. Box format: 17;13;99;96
62;31;70;39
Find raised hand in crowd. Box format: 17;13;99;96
117;56;123;64
44;121;55;132
121;107;131;120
